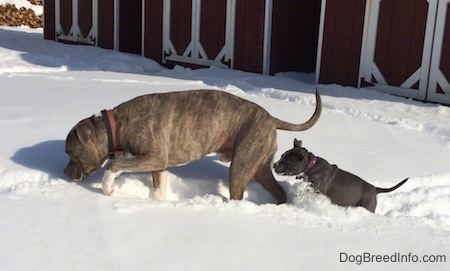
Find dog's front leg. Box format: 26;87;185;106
102;155;168;196
152;170;168;201
102;168;121;196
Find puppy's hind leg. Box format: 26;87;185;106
358;193;377;212
152;170;168;201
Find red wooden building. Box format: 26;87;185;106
43;0;320;75
317;0;450;105
44;0;450;104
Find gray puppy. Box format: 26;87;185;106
273;139;409;212
64;90;321;203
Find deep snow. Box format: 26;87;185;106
0;25;449;271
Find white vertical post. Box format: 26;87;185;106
362;0;381;84
192;0;200;60
225;0;236;68
315;0;327;83
92;0;98;46
142;0;146;56
262;0;273;75
162;0;171;62
428;0;450;102
357;0;374;88
72;0;78;37
114;0;120;51
55;0;60;36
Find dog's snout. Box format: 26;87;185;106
64;161;83;181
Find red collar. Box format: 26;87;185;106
101;110;124;159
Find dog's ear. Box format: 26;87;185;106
75;121;93;145
294;139;302;148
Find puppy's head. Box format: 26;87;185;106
273;139;310;176
64;117;108;181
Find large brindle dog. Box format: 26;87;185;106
273;139;409;211
64;89;321;203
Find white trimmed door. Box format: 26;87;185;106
427;0;450;104
361;0;450;104
361;0;434;100
162;0;235;68
55;0;98;45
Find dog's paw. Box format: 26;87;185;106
102;169;119;196
152;188;166;201
103;185;115;196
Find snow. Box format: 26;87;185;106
0;25;449;270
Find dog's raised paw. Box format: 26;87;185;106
103;187;114;196
102;169;120;196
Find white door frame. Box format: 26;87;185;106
427;0;450;104
360;0;438;100
55;0;97;45
162;0;235;68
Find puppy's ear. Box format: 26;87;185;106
75;121;93;145
294;139;302;148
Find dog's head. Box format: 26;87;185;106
273;139;310;176
64;116;108;181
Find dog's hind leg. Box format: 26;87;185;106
254;163;287;204
152;170;168;201
228;161;254;201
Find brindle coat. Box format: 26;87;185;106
64;89;321;203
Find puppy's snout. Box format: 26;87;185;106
273;161;285;174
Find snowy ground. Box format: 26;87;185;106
0;26;449;271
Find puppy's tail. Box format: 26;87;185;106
275;90;322;131
376;177;409;194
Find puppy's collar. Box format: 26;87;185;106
296;155;318;180
101;110;124;159
304;155;318;174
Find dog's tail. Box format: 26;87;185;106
376;177;409;194
275;90;322;131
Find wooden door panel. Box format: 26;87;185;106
60;0;73;35
199;0;227;60
374;0;428;87
170;0;192;55
119;0;142;54
78;0;93;39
